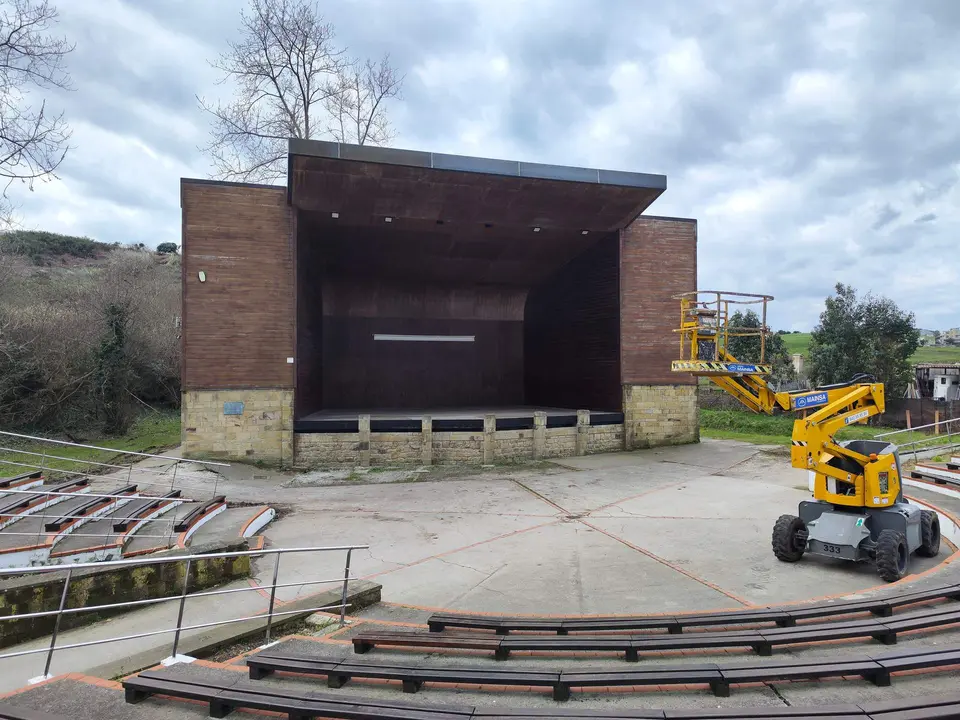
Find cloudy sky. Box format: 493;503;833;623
12;0;960;331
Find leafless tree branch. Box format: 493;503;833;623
198;0;403;182
0;0;73;224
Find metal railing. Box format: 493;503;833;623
0;429;230;496
0;544;367;683
0;430;234;552
875;417;960;463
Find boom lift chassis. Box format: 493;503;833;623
673;291;940;582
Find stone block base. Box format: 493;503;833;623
182;389;294;465
623;384;699;449
295;414;625;468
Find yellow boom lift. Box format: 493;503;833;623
673;291;940;582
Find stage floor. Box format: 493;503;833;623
300;406;595;422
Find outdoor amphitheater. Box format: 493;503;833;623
0;433;959;719
2;142;960;720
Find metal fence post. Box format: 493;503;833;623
167;559;192;663
30;568;72;684
340;549;353;627
263;554;282;646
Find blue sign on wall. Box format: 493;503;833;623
223;401;245;415
792;392;829;410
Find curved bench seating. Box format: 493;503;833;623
248;643;960;701
426;583;960;635
122;668;960;719
353;599;960;661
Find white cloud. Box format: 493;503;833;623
5;0;960;333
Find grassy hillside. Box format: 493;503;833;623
780;332;811;356
0;411;181;479
0;230;117;265
779;332;960;364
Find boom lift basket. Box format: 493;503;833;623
672;290;775;376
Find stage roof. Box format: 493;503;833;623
287;139;667;233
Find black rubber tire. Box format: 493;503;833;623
876;529;909;582
772;514;806;562
918;510;941;557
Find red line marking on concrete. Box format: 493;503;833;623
587;481;690;515
578;518;752;606
360;519;562;581
510;480;568;514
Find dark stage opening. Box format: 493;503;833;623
290;147;664;424
296;213;622;419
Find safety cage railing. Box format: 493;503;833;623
0;544;368;684
673;290;774;373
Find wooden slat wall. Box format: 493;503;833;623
181;181;294;389
296;221;323;415
317;280;527;410
620;216;697;385
524;235;621;411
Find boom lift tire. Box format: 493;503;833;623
918;510;941;558
772;514;807;563
876;529;909;582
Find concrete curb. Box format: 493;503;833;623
84;580;381;681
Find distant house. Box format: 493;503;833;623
912;363;960;400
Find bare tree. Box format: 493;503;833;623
0;0;72;224
326;55;402;147
198;0;403;183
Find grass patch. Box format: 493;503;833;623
699;408;934;447
0;411;181;479
778;332;960;364
780;332;811;356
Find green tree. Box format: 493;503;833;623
726;310;796;384
808;283;919;397
156;242;178;254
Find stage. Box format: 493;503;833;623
294;406;624;433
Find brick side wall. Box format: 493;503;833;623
620;217;697;385
181;181;294;389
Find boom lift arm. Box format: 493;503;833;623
672;291;890;506
669;291;938;582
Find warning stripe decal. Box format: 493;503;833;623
671;360;773;374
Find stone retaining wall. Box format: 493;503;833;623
0;540;251;649
296;415;625;467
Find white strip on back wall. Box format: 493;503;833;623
373;334;476;342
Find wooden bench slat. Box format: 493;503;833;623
0;479;88;515
44;484;137;532
173;495;225;532
427;585;960;638
881;607;960;633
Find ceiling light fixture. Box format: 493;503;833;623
533;226;541;232
331;212;339;219
384;216;392;223
581;230;589;235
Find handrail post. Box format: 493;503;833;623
163;558;194;666
262;553;281;646
340;548;353;627
28;568;72;684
